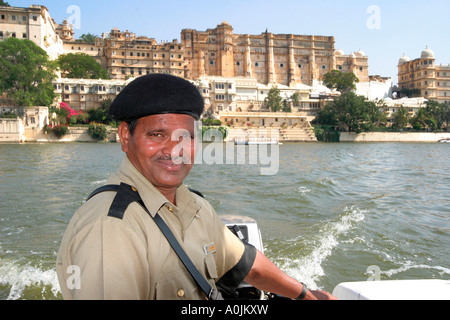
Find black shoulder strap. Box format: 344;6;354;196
86;183;222;300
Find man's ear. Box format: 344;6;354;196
118;122;130;153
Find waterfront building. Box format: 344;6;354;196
0;4;64;59
398;46;450;104
52;77;134;110
181;21;369;87
195;75;327;117
1;3;392;126
381;97;428;123
56;19;103;64
100;28;185;79
356;75;393;101
0;106;49;142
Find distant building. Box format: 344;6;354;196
2;4;390;114
53;77;134;110
194;76;327;118
181;21;368;87
398;46;450;104
56;19;103;64
0;106;49;142
100;28;185;80
0;5;64;59
382;97;428;120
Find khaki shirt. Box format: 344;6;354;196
56;156;247;300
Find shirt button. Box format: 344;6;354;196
168;206;174;213
177;289;185;297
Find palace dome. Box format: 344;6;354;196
398;53;410;65
335;48;345;55
355;49;366;57
421;46;435;59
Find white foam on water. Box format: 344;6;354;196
297;186;312;195
278;206;366;290
90;179;107;186
0;260;61;300
381;262;450;278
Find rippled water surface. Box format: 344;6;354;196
0;142;449;299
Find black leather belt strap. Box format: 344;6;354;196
87;182;223;300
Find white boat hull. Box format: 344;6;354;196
332;279;450;300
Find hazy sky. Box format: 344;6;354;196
8;0;450;83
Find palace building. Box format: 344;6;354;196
1;4;385;116
398;46;450;104
0;5;371;89
181;21;368;87
0;4;64;59
90;21;369;87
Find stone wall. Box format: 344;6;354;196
340;132;450;142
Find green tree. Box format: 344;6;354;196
281;99;291;112
78;33;98;43
410;108;428;131
391;106;409;130
408;101;447;132
0;38;57;106
441;103;450;130
323;69;359;93
87;98;114;124
425;100;446;130
57;53;109;79
291;92;300;107
264;86;283;112
0;1;10;6
314;92;385;133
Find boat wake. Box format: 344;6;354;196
272;206;366;290
0;259;60;300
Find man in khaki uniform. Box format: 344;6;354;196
56;74;336;300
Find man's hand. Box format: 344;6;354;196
306;289;338;300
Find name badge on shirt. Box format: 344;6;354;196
204;242;216;255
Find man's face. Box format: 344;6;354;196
119;113;197;192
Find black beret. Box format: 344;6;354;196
108;74;204;121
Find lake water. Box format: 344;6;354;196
0;142;449;300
